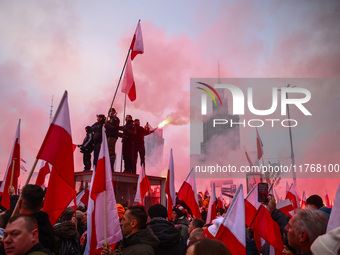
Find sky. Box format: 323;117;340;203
1;0;340;201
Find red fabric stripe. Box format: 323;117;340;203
35;162;50;187
244;199;258;227
91;157;106;199
216;224;246;255
286;192;298;209
80;189;89;207
140;175;151;205
165;170;173;220
177;182;201;219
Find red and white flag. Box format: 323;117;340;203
256;128;264;160
35;161;50;188
165;148;176;219
130;20;144;60
301;191;307;209
327;182;340;232
215;184;246;255
121;55;136;102
244;184;262;227
325;189;331;208
206;183;217;224
37;91;76;225
285;183;300;210
277;199;294;218
134;165;151;206
0;119;21;209
244;146;254;167
85;127;122;254
217;195;224;209
251;205;284;255
177;168;201;219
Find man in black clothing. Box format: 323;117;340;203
119;115;135;173
105;108;120;171
91;114;106;168
78;126;94;171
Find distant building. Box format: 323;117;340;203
200;88;240;155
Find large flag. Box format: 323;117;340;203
206;183;217;224
134;165;151;206
121;56;136;102
130;20;144;60
244;146;254;167
177;168;201;219
165;149;176;219
0;119;21;209
276;199;294;218
256;128;264;160
251;205;284;255
244;184;261;227
215;184;246;255
86;127;122;254
37;91;76;225
35;161;50;188
327;182;340;232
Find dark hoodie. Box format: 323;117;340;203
114;226;159;255
148;217;186;255
31;211;55;252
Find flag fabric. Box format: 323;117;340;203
121;56;136;102
134;165;151;206
177;168;201;219
244;185;261;227
80;188;90;207
85;127;122;254
35;161;51;188
251;205;284;255
244;146;254;167
165;149;176;219
285;183;300;210
301;191;307;209
37;91;76;225
256;128;264;160
0;119;21;209
217;195;224;209
206;183;217;224
327;182;340;232
325;190;331;208
276;199;294;218
130;20;144;60
215;184;246;255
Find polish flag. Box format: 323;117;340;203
277;199;294;218
206;183;217;224
215;184;246;255
165;149;176;219
37;91;76;225
85;127;122;254
244;184;261;227
121;55;136;102
217;195;224;209
251;205;284;255
244;146;254;167
256;128;264;160
134;165;151;206
68;188;90;208
327;182;340;232
285;183;300;210
177;168;201;219
325;190;331;208
130;20;144;60
0;119;21;209
35;161;50;188
301;191;307;209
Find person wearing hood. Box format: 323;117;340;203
172;206;190;241
306;194;332;218
147;204;186;255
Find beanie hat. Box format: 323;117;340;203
148;204;167;219
116;203;125;220
306;195;324;208
311;227;340;255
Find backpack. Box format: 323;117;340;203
59;238;81;255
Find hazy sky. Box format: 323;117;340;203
1;0;339;200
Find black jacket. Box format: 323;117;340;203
32;211;55;252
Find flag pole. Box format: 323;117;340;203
9;158;16;188
12;158;39;217
120;94;127;172
104;190;107;242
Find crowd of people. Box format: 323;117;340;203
0;183;338;255
78;108;155;174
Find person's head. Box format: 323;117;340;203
148;204;167;219
134;119;140;126
306;194;324;209
85;126;92;132
173;206;187;219
189;218;205;234
3;215;39;255
76;210;87;225
125;115;132;122
96;114;106;122
311;226;340;255
186;238;231;255
108;108;116;117
57;207;75;224
19;184;44;214
284;209;328;253
188;228;204;246
120;205;147;236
